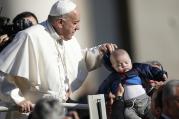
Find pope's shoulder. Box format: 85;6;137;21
13;23;46;44
23;23;46;34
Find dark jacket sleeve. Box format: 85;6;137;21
133;63;167;81
98;72;117;94
111;97;125;119
97;72;121;101
97;75;111;100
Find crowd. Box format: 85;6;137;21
0;0;179;119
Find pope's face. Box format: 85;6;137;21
59;9;80;40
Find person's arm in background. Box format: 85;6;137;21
0;34;9;46
0;34;10;52
134;63;168;82
111;83;125;119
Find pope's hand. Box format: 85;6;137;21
99;43;118;55
17;100;34;113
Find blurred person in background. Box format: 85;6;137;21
0;11;38;52
29;98;80;119
150;85;164;119
160;79;179;119
143;60;166;96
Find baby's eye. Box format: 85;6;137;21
117;64;122;67
125;62;129;64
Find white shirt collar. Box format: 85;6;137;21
41;20;63;44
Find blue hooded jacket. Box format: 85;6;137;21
98;63;167;94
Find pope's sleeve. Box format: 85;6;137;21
83;46;103;71
0;31;32;78
0;31;35;104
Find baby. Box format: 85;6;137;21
99;49;167;119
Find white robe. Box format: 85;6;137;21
0;21;102;118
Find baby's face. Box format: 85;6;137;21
111;53;132;73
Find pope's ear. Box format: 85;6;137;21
54;19;63;28
57;18;63;23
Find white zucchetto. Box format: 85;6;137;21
49;0;76;16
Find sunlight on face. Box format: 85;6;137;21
60;9;80;40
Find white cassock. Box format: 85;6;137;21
0;21;102;119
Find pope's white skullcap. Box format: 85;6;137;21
49;0;76;16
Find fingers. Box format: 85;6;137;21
0;34;9;41
0;34;9;45
18;100;33;113
105;43;118;53
106;44;115;53
111;43;118;51
118;83;124;90
154;81;164;89
99;43;118;54
67;111;80;119
99;44;108;54
109;92;115;99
